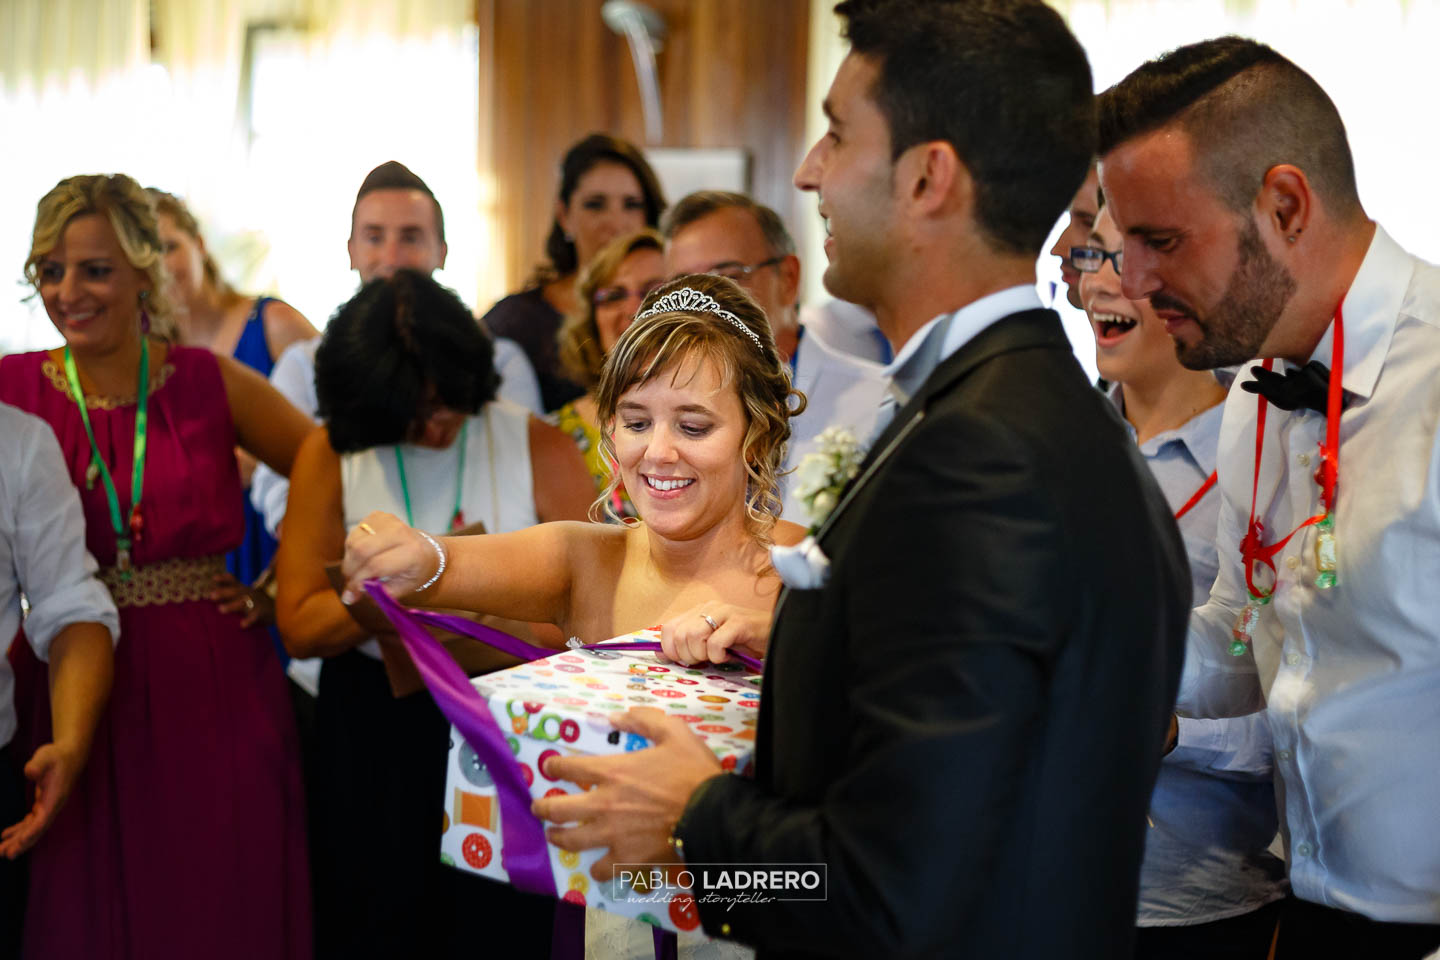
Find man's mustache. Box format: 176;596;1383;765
1149;292;1198;319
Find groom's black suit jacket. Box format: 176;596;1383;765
675;309;1191;959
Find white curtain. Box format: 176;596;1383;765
0;0;153;351
0;0;487;352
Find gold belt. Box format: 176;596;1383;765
99;554;227;608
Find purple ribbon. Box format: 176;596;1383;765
363;582;738;960
579;640;765;675
364;582;556;898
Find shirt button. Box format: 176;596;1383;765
1286;555;1300;570
1298;452;1311;467
1286;652;1301;666
1278;749;1292;761
1297;842;1313;857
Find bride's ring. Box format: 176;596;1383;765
243;595;255;612
358;522;377;535
701;614;719;631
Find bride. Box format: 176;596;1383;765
341;273;806;957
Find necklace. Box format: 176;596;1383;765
63;339;151;578
1231;303;1344;655
395;419;469;530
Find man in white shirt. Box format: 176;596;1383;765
661;190;889;524
0;403;118;956
1099;36;1440;958
252;162;541;533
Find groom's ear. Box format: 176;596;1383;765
897;140;972;224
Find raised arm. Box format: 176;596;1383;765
216;354;313;479
341;513;586;629
274;426;368;658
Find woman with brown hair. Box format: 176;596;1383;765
484;133;667;413
0;173;314;958
554;227;666;521
344;272;804;651
343;273;806;958
148;189;318;623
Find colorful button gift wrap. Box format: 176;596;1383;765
439;629;761;934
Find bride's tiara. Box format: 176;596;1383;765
634;287;764;351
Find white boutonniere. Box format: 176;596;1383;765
771;427;865;590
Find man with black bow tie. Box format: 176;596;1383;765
1099;36;1440;959
531;2;1191;956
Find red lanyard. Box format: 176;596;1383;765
1239;304;1345;600
1174;471;1217;521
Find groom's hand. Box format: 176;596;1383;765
533;707;723;881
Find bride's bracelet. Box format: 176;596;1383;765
415;531;447;593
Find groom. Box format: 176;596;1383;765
535;2;1191;956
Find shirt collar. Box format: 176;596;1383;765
882;285;1043;406
1304;223;1411;402
1106;382;1223;475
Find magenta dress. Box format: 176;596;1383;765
0;346;311;959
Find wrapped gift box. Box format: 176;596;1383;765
439;629;761;934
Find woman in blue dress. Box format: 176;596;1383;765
149;189;317;629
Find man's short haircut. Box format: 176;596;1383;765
660;191;797;258
351;160;446;244
1097;36;1362;218
316;269;497;453
835;0;1095;256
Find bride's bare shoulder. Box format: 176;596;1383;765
771;518;808;548
552;518;633;555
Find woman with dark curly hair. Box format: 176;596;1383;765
274;268;591;957
483;133;666;413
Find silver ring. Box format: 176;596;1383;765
243;595;256;612
701;614;719;631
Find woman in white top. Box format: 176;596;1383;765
274;269;592;957
341;273;807;958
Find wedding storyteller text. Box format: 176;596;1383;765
613;863;828;902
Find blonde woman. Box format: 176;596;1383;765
149;188;318;621
554;228;666;521
0;174;313;958
341;273;804;644
343;274;805;958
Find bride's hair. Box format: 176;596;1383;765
592;273;806;544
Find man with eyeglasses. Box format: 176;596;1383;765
662;190;888;523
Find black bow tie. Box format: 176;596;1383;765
1240;360;1344;415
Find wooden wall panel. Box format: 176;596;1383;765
485;0;811;297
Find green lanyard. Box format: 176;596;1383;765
394;419;467;531
63;338;150;577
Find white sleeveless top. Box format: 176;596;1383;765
342;400;536;659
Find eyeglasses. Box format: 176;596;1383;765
700;256;785;283
592;280;664;308
1070;246;1123;274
